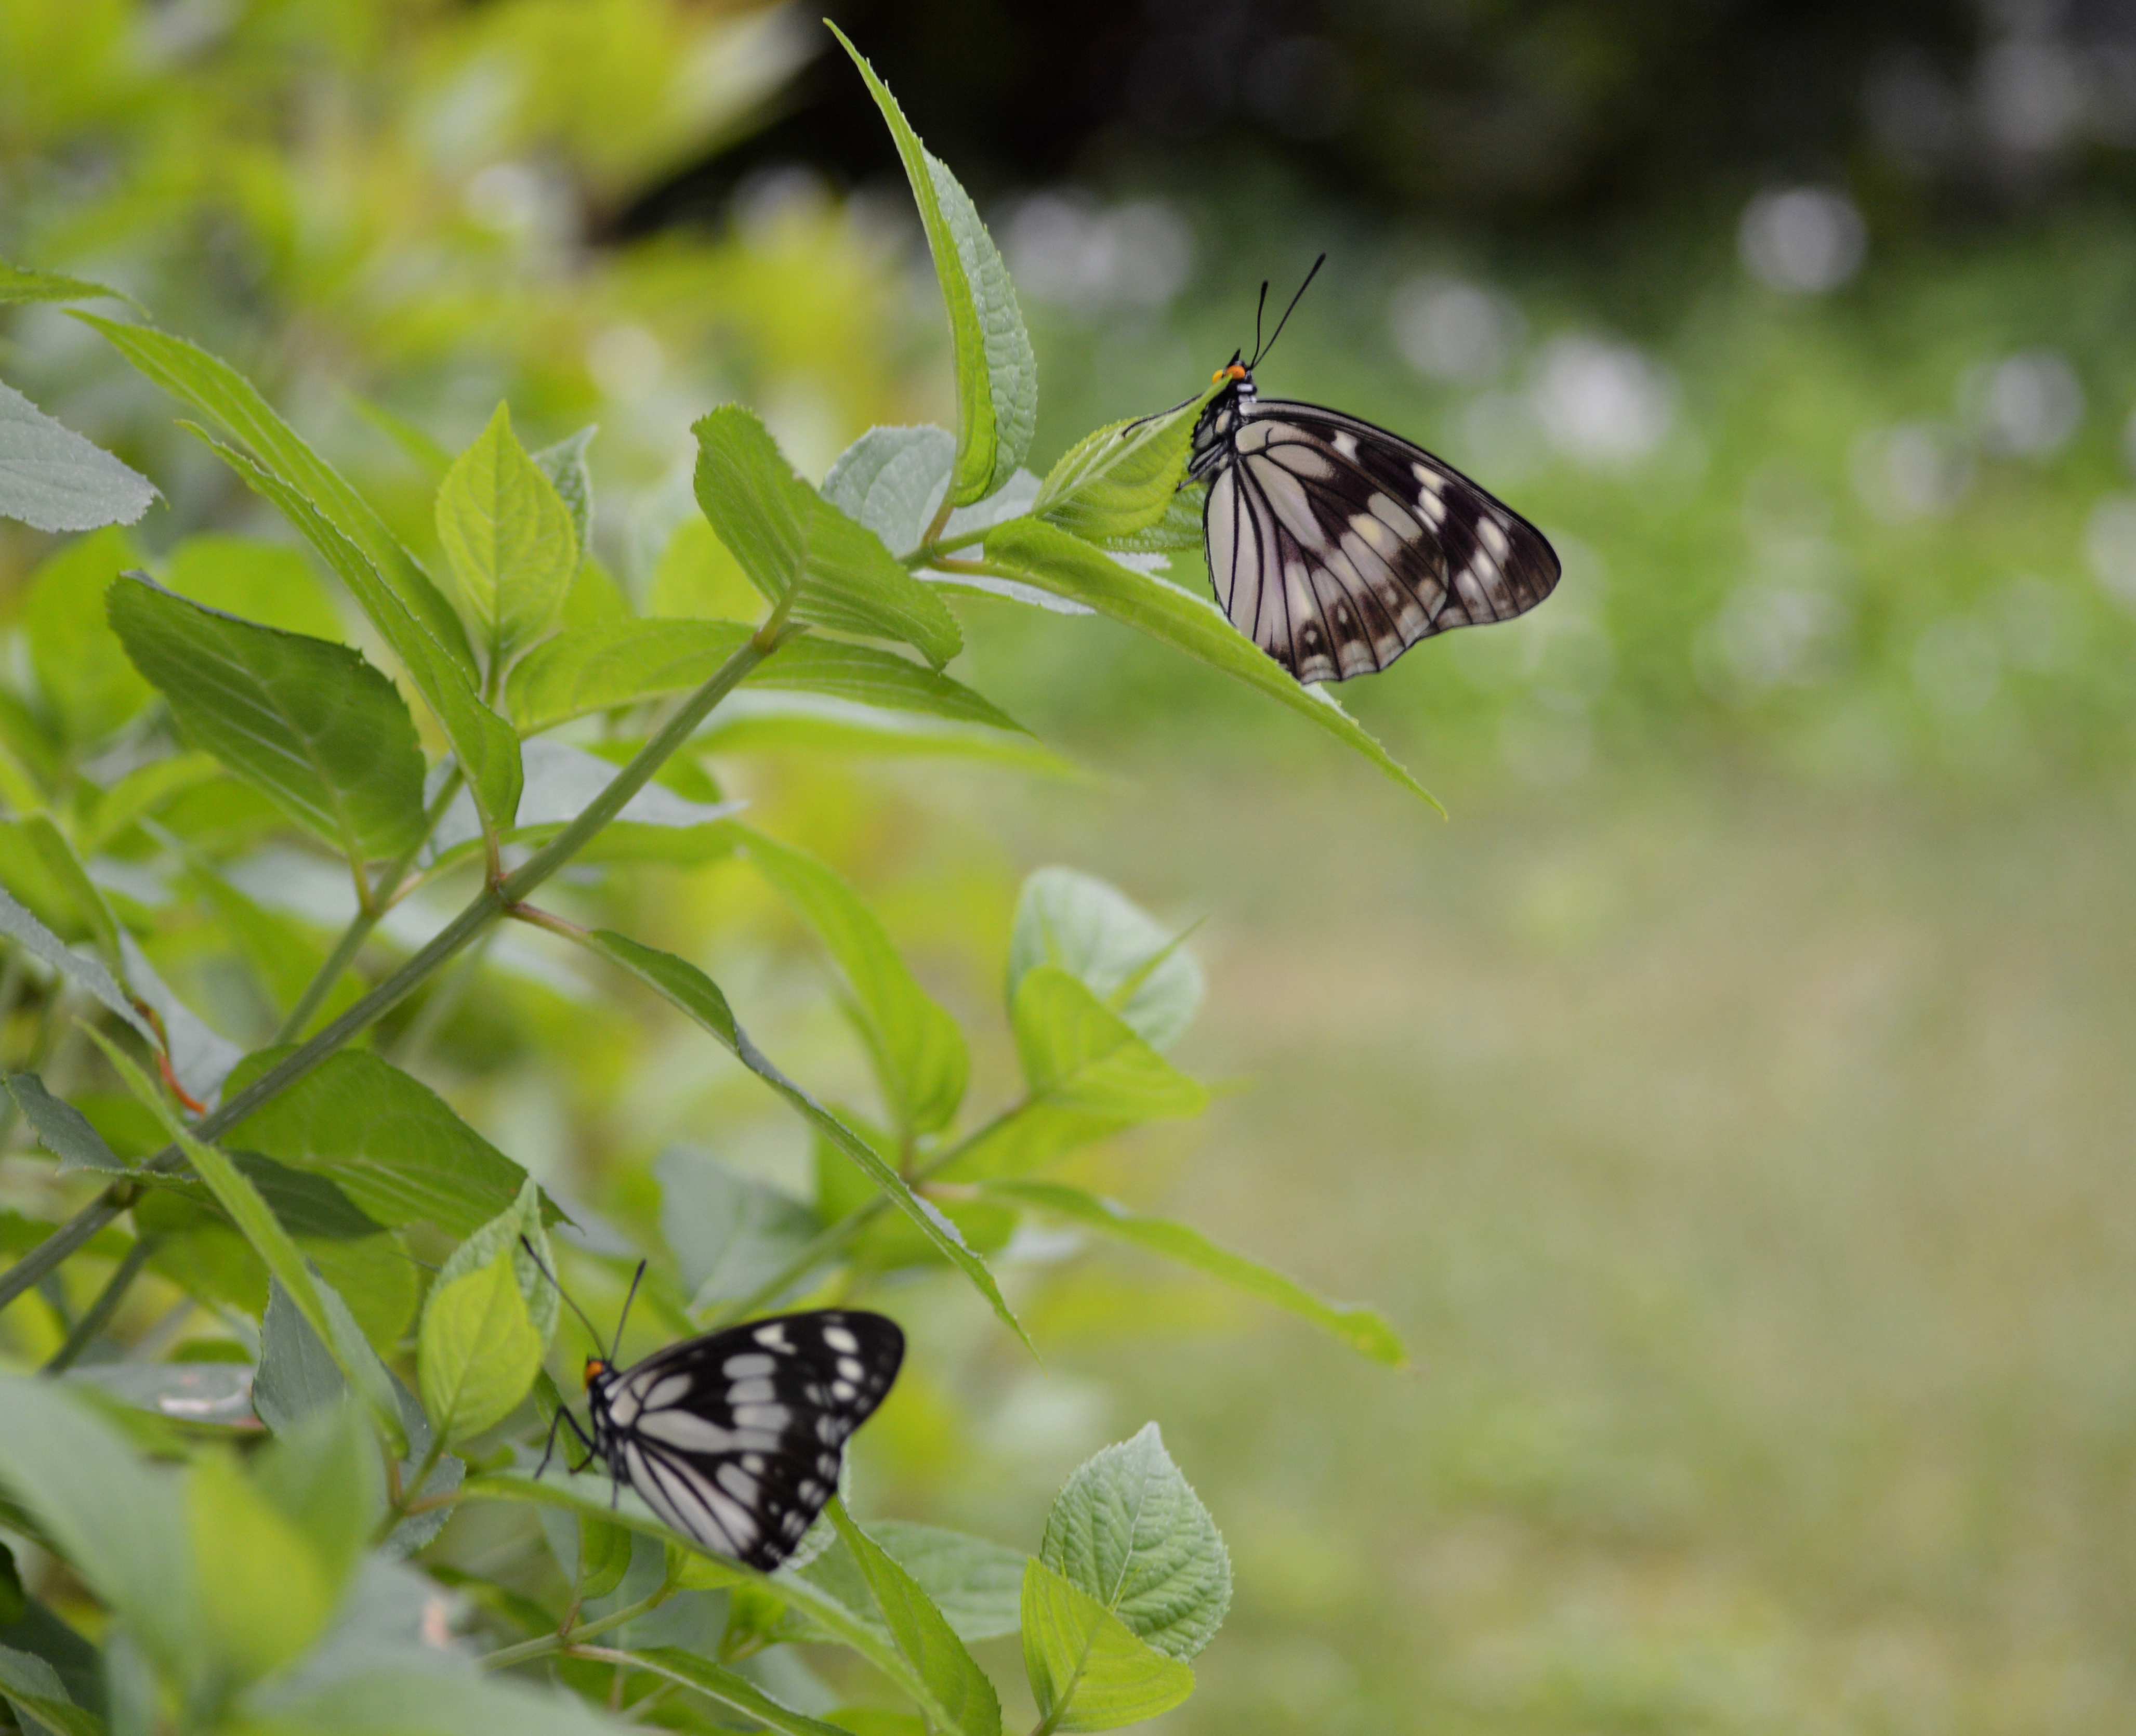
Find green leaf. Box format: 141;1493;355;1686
436;403;579;666
1099;483;1206;554
577;1516;633;1601
0;258;134;307
1020;1559;1194;1732
823;426;956;554
583;930;1029;1349
830;28;1035;505
947;967;1205;1179
508;617;1023;736
532;425;598;560
0;379;159;533
20;527;150;743
425;738;741;870
221;1048;536;1239
73;313;474;673
187;1448;342;1687
180;426;524;836
82;751;222;852
742;828;968;1138
163;533;345;640
1039;1424;1229;1660
467;1470;971;1730
109;573;427;867
1033;393;1213;544
0;1642;98;1736
700;695;1084;777
250;1397;385;1590
808;1523;1027;1647
983;1180;1406;1366
0;1375;197;1683
5;1073;126;1173
691;405;961;667
829;1505;1001;1736
981;518;1439;809
605;1646;851;1736
257;1659;654;1736
0;886;159;1048
431;1175;560;1350
657;1146;823;1308
1009;869;1202;1051
419;1242;543;1445
0;813;122;957
86;1028;405;1452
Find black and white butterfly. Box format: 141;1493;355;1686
1186;258;1561;685
532;1252;904;1571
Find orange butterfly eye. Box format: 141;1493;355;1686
583;1357;608;1389
1212;363;1247;384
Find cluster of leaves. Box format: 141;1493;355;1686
0;29;1412;1736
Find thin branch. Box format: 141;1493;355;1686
42;1235;157;1373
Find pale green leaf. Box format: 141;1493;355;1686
743;827;968;1138
0;379;158;532
436;403;578;665
0;1641;99;1736
829;1505;1001;1736
983;1180;1406;1365
807;1522;1027;1646
584;930;1028;1349
1020;1558;1194;1732
0;885;158;1047
163;533;345;640
180;426;523;835
603;1646;850;1736
419;1244;543;1445
73;313;474;671
507;616;1021;736
1033;391;1214;544
982;518;1438;808
222;1047;535;1239
109;573;427;866
0;259;135;307
1040;1424;1230;1660
187;1449;342;1686
532;425;598;560
5;1073;125;1173
20;526;150;743
0;813;122;958
1009;868;1202;1050
691;405;961;666
0;1375;197;1682
432;1175;560;1350
822;426;955;554
830;29;1034;503
658;1146;823;1309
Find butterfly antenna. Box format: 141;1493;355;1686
1251;252;1326;369
517;1233;608;1350
1251;279;1271;363
611;1258;649;1361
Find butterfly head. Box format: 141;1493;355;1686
1212;358;1249;387
583;1356;611;1391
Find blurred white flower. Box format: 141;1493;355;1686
1850;423;1973;520
1738;187;1868;294
1530;336;1674;468
1004;193;1193;314
2083;495;2136;609
1698;583;1850;695
1967;350;2083;457
1389;274;1524;383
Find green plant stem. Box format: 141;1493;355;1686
0;635;780;1319
377;1430;452;1542
41;1234;157;1372
270;769;465;1046
903;521;995;568
479;1586;671;1673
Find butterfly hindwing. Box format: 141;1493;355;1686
1195;389;1560;685
588;1309;903;1571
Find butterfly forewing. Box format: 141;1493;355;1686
587;1309;903;1571
1194;386;1560;684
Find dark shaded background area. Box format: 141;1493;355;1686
624;0;2136;235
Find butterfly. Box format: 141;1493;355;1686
1185;256;1561;685
529;1247;905;1571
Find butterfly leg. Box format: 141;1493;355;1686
535;1403;597;1481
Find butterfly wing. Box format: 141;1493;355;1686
1204;399;1560;684
596;1309;904;1571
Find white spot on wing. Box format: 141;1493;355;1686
754;1323;790;1350
821;1325;860;1354
723;1353;776;1379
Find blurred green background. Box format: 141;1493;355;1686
5;0;2135;1729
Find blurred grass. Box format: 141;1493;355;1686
877;760;2136;1734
